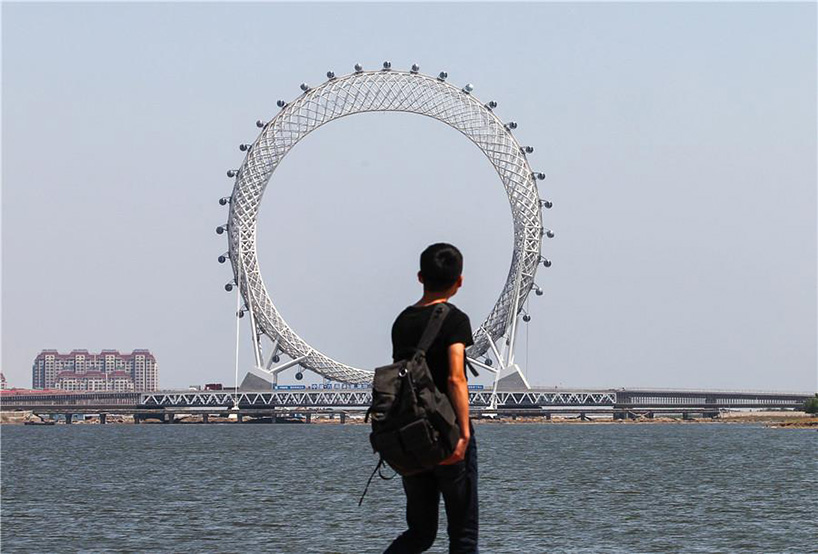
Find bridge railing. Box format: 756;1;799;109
2;388;811;411
617;390;810;408
137;390;619;408
1;391;140;407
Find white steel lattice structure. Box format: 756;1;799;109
220;63;550;390
139;390;617;409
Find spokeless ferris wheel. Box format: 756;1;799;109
216;61;553;395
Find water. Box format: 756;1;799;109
2;423;816;553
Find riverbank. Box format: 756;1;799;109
3;410;816;427
476;411;818;428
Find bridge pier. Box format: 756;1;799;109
682;412;691;421
163;413;174;424
543;412;551;421
99;413;107;425
202;414;209;424
64;413;73;424
646;412;654;419
305;413;311;424
340;412;346;424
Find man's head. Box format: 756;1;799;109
418;243;463;293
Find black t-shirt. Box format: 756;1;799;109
391;302;474;397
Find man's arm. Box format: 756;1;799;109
440;342;470;465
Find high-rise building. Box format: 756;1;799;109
32;349;158;391
54;370;136;392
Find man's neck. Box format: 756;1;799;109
415;291;451;307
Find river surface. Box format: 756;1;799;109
2;423;816;553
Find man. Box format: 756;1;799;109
385;243;478;554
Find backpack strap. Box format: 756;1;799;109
415;303;451;356
357;457;384;507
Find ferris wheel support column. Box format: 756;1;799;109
466;357;498;375
240;354;309;389
486;263;532;409
482;328;506;410
269;355;309;386
264;336;281;370
248;318;263;370
506;265;524;368
244;292;264;370
233;230;264;371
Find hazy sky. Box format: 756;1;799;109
2;2;815;392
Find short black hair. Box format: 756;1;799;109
419;243;463;292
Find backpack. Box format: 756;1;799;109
366;303;461;477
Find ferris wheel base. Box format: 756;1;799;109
237;359;532;393
494;367;532;391
239;366;276;391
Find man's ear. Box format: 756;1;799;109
418;272;424;284
455;275;463;289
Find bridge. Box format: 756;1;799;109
1;387;811;423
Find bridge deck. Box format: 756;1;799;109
1;388;811;413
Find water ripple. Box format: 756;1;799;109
2;424;816;553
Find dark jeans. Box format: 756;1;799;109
385;434;478;554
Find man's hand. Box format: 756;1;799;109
440;436;469;465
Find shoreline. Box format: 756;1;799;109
2;410;816;428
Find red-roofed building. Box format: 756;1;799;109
32;349;158;391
